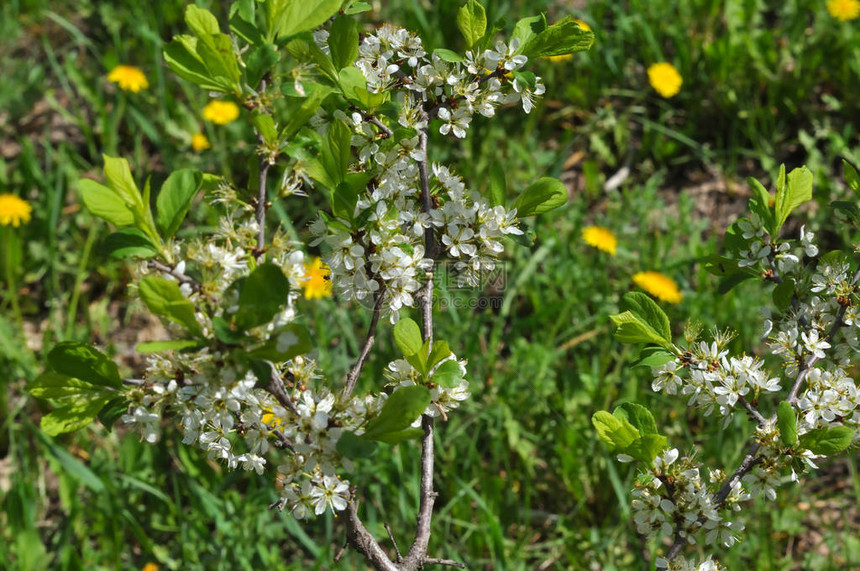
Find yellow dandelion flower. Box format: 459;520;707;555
261;411;283;430
142;564;159;571
647;62;683;98
582;225;617;255
202;100;240;125
302;257;332;299
107;65;149;93
827;0;860;20
545;20;591;63
633;271;682;304
191;133;211;151
0;193;33;227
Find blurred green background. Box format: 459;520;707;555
1;0;859;569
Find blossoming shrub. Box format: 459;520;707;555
594;162;860;569
27;1;593;568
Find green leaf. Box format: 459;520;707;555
229;12;265;46
136;340;205;353
843;159;860;197
101;228;158;259
40;398;109;437
456;0;487;50
427;340;453;369
332;172;371;222
520;17;594;58
212;316;250;345
311;118;353;190
46;342;121;388
370;428;425;445
77;178;135;226
799;426;854;455
28;372;113;403
431;359;463;388
281;82;334;140
163;39;237;93
252;113;279;144
620;292;672;342
772;277;795;311
246;324;313;361
718;272;755;294
747;176;775;233
432;48;465;63
272;0;341;40
511;177;568;217
363;385;431;440
185;5;221;37
234;263;290;331
487;164;506;207
329;15;359;70
831;200;860;224
156;169;203;238
393;317;423;357
635;347;675;368
775;166;812;231
777;401;798;447
511;15;545;49
337;66;385;110
591;410;639;451
138;276;203;336
336;431;378;458
613;402;658;435
246;43;279;88
103;155;146;216
345;2;371;15
624;433;668;464
97;397;129;431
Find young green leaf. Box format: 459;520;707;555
156;169;203;238
746;176;775;233
511;14;546;48
591;410;639;451
427;340;453;369
393;317;424;357
77;179;135;226
245;43;279;88
40;398;111;437
363;385;431;440
487;164;506;207
163;38;238;93
271;0;341;40
798;426;854;456
337;66;386;109
329;15;359;70
613;402;659;435
634;347;675;368
98;397;130;432
28;372;114;403
519;17;594;58
456;0;487;50
776;401;798;447
280;82;334;140
431;359;464;388
620;292;672;342
432;48;465;63
336;431;378;459
138;276;203;336
46;342;121;388
843;159;860;196
101;228;158;259
511;177;568;217
246;324;313;361
624;433;668;464
774;166;812;232
234;263;290;331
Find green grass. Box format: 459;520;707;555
2;0;860;569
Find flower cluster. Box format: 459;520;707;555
626;217;860;564
308;24;532;320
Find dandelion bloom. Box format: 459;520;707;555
301;257;332;299
647;62;682;98
827;0;860;20
141;564;159;571
0;193;33;227
202;100;240;125
633;271;682;304
191;133;211;151
107;65;149;93
582;225;617;255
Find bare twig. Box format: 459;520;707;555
343;287;387;399
147;260;198;289
423;558;467;569
345;501;399;571
356;108;394;138
385;523;403;562
737;396;766;425
265;366;298;416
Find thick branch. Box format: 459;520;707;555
345;501;399;571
